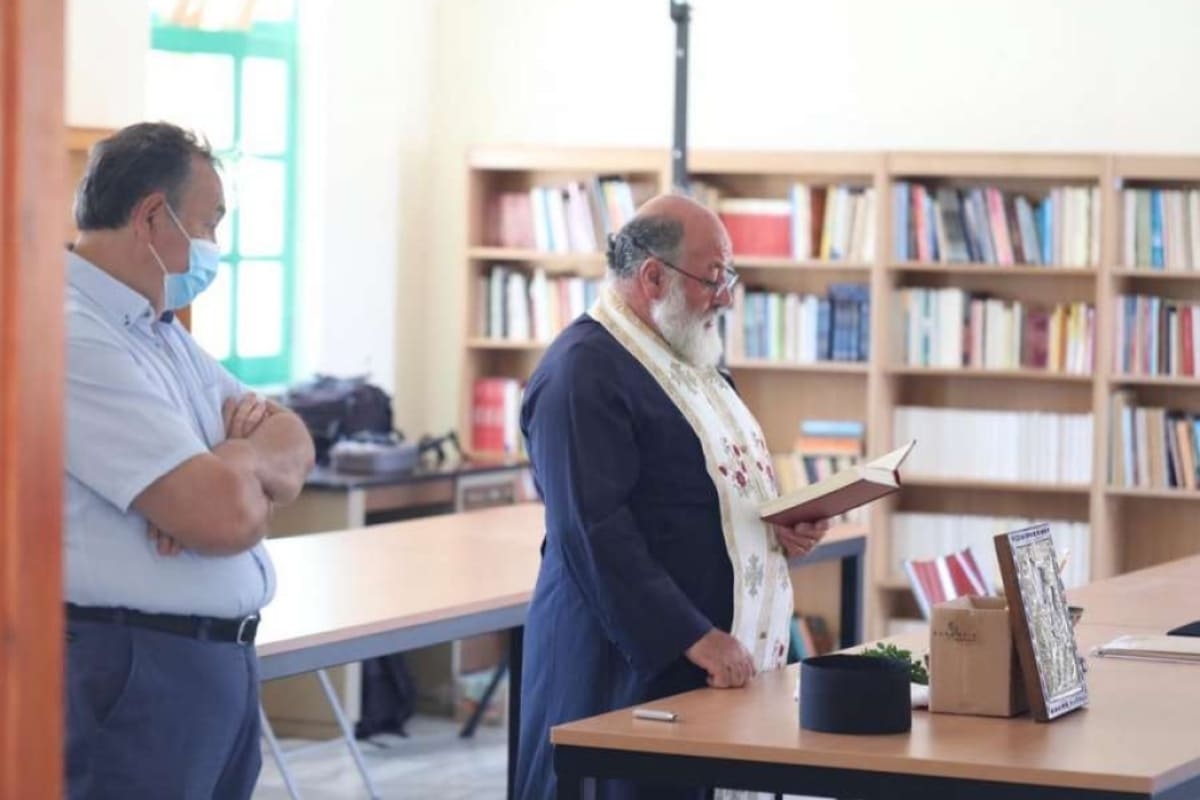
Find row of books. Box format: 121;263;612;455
1121;188;1200;270
485;177;653;253
478;267;599;342
893;407;1094;484
1109;392;1200;490
892;183;1100;267
469;377;524;455
898;288;1094;374
690;183;878;262
890;512;1092;591
1113;294;1200;377
772;419;867;523
726;284;869;363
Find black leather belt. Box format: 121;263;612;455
67;604;260;645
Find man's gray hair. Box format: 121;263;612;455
606;215;684;278
74;122;219;231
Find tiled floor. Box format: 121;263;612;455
253;715;507;799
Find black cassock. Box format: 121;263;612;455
513;315;736;800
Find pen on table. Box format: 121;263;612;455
633;708;678;723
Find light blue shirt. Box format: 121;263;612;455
64;250;275;617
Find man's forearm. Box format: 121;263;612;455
244;410;314;505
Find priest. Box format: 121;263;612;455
514;194;831;800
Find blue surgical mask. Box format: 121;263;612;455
148;204;221;310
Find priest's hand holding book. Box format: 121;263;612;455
773;518;831;558
760;439;917;526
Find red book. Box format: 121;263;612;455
717;198;791;257
471;378;508;453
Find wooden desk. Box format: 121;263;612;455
269;459;528;536
259;502;543;798
1068;554;1200;630
264;459;529;736
257;503;869;798
553;558;1200;799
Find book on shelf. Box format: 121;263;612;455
470;378;524;455
890;513;1091;591
689;182;876;262
1121;187;1200;270
486;177;655;253
898;288;1094;373
1094;634;1200;664
727;282;868;364
893;406;1093;484
760;439;915;526
1114;294;1200;378
1109;391;1200;490
892;181;1099;267
479;265;599;342
774;419;867;512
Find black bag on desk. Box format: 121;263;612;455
283;375;394;465
355;653;417;739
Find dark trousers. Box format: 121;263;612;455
65;619;262;800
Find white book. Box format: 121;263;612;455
1095;634;1200;664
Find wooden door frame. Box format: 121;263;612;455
1;1;65;796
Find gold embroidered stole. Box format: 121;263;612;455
590;287;794;673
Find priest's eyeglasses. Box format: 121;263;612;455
624;233;739;296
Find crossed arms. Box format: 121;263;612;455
133;394;315;557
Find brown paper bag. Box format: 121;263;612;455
929;595;1027;717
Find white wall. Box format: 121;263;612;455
65;0;148;127
294;0;434;426
419;0;1200;434
65;0;1200;436
64;0;434;425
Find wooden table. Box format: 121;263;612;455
258;502;867;799
553;557;1200;799
258;502;543;798
1068;554;1200;630
269;459;528;536
263;458;529;743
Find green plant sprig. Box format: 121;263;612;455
859;642;930;685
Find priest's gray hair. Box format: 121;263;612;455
606;215;685;279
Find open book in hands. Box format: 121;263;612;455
759;440;916;526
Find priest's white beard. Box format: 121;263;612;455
650;275;724;368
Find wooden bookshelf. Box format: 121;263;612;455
465;338;549;351
463;147;1200;637
903;476;1091;494
725;359;869;374
1105;486;1200;500
887;366;1093;382
1105;156;1200;584
889;263;1097;278
1110;268;1200;281
736;256;873;273
1110;375;1200;387
467;246;607;269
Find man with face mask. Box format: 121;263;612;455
514;194;831;799
63;122;315;799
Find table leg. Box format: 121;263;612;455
260;705;305;800
508;626;524;800
315;668;381;800
460;656;508;738
840;544;865;647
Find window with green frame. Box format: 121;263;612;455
148;1;298;386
